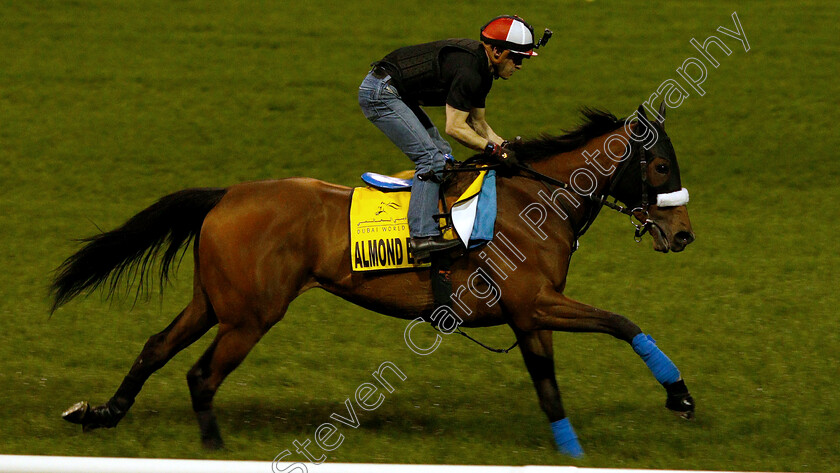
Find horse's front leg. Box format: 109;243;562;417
515;329;584;458
521;286;695;420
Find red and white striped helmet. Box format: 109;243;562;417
480;15;538;56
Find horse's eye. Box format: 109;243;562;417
655;164;669;174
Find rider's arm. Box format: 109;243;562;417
467;108;505;145
445;104;502;151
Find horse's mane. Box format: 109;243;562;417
501;108;629;163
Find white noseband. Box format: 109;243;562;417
656;188;689;207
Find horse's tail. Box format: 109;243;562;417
50;187;228;313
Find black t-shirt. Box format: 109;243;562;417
378;40;493;111
438;49;493;111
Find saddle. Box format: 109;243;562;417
360;172;413;191
350;163;496;273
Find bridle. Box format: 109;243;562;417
512;136;662;244
604;138;662;243
436;120;688;246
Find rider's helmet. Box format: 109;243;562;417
480;15;538;57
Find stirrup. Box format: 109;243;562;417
410;236;461;262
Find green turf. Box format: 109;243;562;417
1;0;838;471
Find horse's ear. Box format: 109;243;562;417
635;104;651;139
657;101;667;130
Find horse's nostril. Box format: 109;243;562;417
675;231;695;245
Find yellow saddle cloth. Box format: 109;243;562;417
349;170;489;272
350;188;428;271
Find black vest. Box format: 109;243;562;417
376;39;487;106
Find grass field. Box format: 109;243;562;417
1;1;838;471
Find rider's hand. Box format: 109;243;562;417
485;142;519;170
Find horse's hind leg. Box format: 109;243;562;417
184;265;301;448
186;319;271;449
62;296;217;431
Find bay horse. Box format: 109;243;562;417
51;104;696;457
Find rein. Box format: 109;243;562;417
455;327;519;353
517;150;659;242
443;139;659;243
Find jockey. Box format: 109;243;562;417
359;15;540;261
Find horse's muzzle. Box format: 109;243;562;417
670;230;695;252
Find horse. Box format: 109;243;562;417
51;103;696;457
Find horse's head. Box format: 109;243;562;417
611;103;695;253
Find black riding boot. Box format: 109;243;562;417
410;236;460;262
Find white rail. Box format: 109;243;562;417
0;456;774;473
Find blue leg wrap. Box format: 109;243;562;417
632;333;681;385
550;418;584;458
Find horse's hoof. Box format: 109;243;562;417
664;380;695;420
196;409;225;450
672;407;695;421
667;393;695;420
62;401;90;425
62;401;121;431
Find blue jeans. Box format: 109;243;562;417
359;72;452;238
